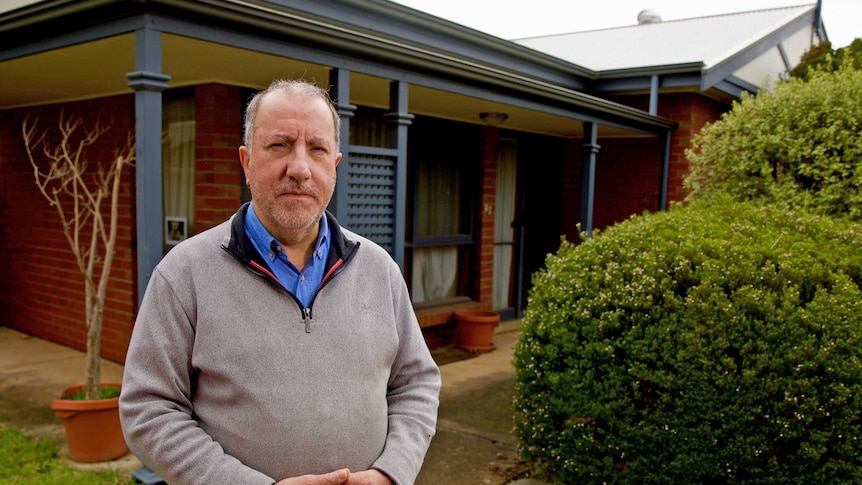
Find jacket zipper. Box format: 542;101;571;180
247;259;311;329
301;307;313;333
247;257;352;333
301;258;347;332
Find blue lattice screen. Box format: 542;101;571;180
345;151;396;254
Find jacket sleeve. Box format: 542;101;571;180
119;267;275;485
371;260;442;485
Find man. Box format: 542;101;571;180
120;79;441;485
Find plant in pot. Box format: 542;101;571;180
22;113;134;462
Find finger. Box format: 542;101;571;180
319;468;350;484
275;468;350;485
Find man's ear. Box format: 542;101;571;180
334;152;342;168
239;146;251;182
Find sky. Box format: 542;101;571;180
392;0;860;49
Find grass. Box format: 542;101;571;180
0;426;133;484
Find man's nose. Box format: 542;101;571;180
285;148;312;179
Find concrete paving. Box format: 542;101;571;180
0;321;548;484
417;320;533;485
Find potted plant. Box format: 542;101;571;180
22;113;134;462
453;309;500;353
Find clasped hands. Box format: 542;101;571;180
275;468;393;485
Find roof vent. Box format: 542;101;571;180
637;9;662;24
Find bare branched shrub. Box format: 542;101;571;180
22;113;135;400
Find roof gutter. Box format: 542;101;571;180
339;0;598;79
188;0;676;131
595;62;707;79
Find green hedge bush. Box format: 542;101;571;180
513;198;862;484
684;64;862;220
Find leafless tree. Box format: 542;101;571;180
22;114;134;400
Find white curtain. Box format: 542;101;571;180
411;246;458;302
493;141;517;310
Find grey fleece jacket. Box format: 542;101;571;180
119;205;441;485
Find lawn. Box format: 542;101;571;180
0;426;133;484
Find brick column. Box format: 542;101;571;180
476;127;498;308
194;84;244;231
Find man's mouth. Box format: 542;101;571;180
279;190;314;200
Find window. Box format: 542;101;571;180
407;117;479;304
162;94;195;249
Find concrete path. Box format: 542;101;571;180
416;320;533;484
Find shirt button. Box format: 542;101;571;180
300;276;305;282
268;252;274;258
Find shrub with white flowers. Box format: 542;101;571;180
513;197;862;484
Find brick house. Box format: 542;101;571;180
0;0;825;361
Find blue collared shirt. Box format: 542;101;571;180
244;202;330;308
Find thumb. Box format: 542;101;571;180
322;468;350;484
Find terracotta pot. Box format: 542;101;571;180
454;310;499;353
50;382;128;462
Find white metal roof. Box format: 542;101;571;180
514;5;816;72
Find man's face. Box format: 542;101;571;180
239;90;341;243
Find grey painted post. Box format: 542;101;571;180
328;68;355;225
126;26;170;304
649;74;660;115
659;129;672;211
385;81;413;270
580;121;600;237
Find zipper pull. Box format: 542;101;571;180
302;307;313;333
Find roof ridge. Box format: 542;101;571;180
511;3;816;42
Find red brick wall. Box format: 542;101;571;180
610;91;730;204
559;136;662;234
193;84;244;232
592;137;663;229
560;92;730;234
656;93;728;203
0;95;137;363
0;84;246;363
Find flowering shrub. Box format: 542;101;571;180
684;64;862;220
513;197;862;484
